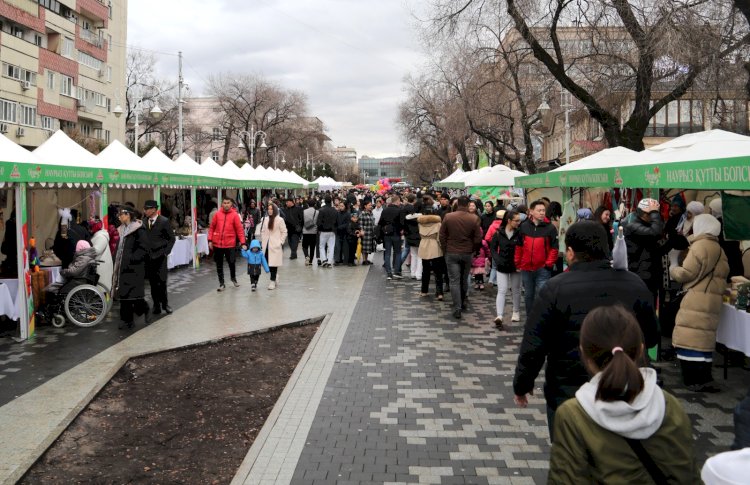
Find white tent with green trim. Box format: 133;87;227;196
462;164;528;188
435;168;467;188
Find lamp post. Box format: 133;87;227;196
272;148;287;170
236;126;268;167
112;95;163;155
537;89;572;165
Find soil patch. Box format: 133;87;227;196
20;320;321;484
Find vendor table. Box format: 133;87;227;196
0;278;19;320
167;233;209;269
717;303;750;357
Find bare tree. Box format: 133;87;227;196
207;73;313;166
125;50;180;157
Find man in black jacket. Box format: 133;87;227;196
283;198;304;260
317;196;338;268
624;198;665;305
142;200;176;315
513;221;658;438
401;194;422;280
378;195;404;280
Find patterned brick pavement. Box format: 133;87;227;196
291;265;748;485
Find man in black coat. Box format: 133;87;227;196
512;221;658;438
142;200;176;315
283;198;304;260
624;198;665;305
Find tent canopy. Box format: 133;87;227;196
517;129;750;189
435;168;467;188
462;164;527;188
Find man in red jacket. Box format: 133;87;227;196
208;197;247;291
515;200;558;315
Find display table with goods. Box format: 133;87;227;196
167;233;209;269
0;278;18;320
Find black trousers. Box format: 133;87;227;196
214;247;237;284
421;257;445;295
288;232;300;257
679;359;714;386
302;234;316;259
120;298;149;323
145;256;168;308
346;238;358;264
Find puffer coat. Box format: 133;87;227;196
255;212;288;267
417;215;442;260
670;233;729;352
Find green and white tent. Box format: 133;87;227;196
516;130;750;190
435;168;467;188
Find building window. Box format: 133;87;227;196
194;151;202;161
104;129;111;143
20;105;36;127
0;99;17;123
11;25;23;38
211;150;220;162
108;1;113;19
34;34;43;46
47;71;55;90
78;51;102;70
81;124;91;137
61;75;74;96
3;63;21;80
108;34;112;51
41;116;54;131
107;66;112;82
62;37;74;58
212;127;222;140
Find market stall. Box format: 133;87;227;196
461;165;528;204
434;168;467;189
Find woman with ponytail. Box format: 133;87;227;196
549;305;697;484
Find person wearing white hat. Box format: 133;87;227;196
624;198;664;305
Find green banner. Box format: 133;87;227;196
722;192;750;241
516;155;750;190
0;161;303;189
467;186;515;203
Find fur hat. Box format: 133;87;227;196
709;198;722;218
686;201;705;216
692;214;721;237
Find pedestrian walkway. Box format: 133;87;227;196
0;254;746;485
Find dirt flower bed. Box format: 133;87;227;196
21;321;321;484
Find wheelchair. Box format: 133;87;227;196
36;262;111;328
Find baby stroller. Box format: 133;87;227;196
37;230;114;328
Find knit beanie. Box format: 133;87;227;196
75;240;91;252
692;214;721;237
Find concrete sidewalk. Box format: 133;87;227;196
0;259;369;484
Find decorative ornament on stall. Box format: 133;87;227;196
29;237;40;273
58;208;72;239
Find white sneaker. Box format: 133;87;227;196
268;281;276;290
251;284;257;292
511;312;521;322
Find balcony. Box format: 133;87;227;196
77;0;109;26
78;28;103;48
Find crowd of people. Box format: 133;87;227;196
45;185;749;480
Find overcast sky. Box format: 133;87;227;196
127;0;428;158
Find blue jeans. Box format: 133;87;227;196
445;253;472;311
383;235;403;275
521;267;551;315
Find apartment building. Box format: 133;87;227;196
0;0;127;149
331;145;357;176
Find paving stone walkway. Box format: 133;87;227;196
290;263;748;485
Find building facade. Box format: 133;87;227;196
330;145;356;177
0;0;127;149
359;155;409;185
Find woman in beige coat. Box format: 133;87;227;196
417;199;444;300
255;203;288;290
670;213;729;392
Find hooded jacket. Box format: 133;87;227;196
61;247;98;280
490;225;521;273
549;368;697;484
241;239;270;273
417;214;442;260
670;214;729;352
209;207;246;249
624;211;665;289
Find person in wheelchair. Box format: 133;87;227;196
45;240;98;294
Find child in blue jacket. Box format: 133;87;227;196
241;239;270;291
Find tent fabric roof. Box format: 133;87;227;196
545;146;641;173
435;168;467;187
141;147;179;175
96;140;146;170
642;129;750;164
462;165;528;187
33;130;100;167
0;133;39;164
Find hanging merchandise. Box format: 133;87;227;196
558;198;578;253
721;192;750;241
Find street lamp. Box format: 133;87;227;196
537;89;572;165
272;148;287;170
236;126;267;167
113;97;163;156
